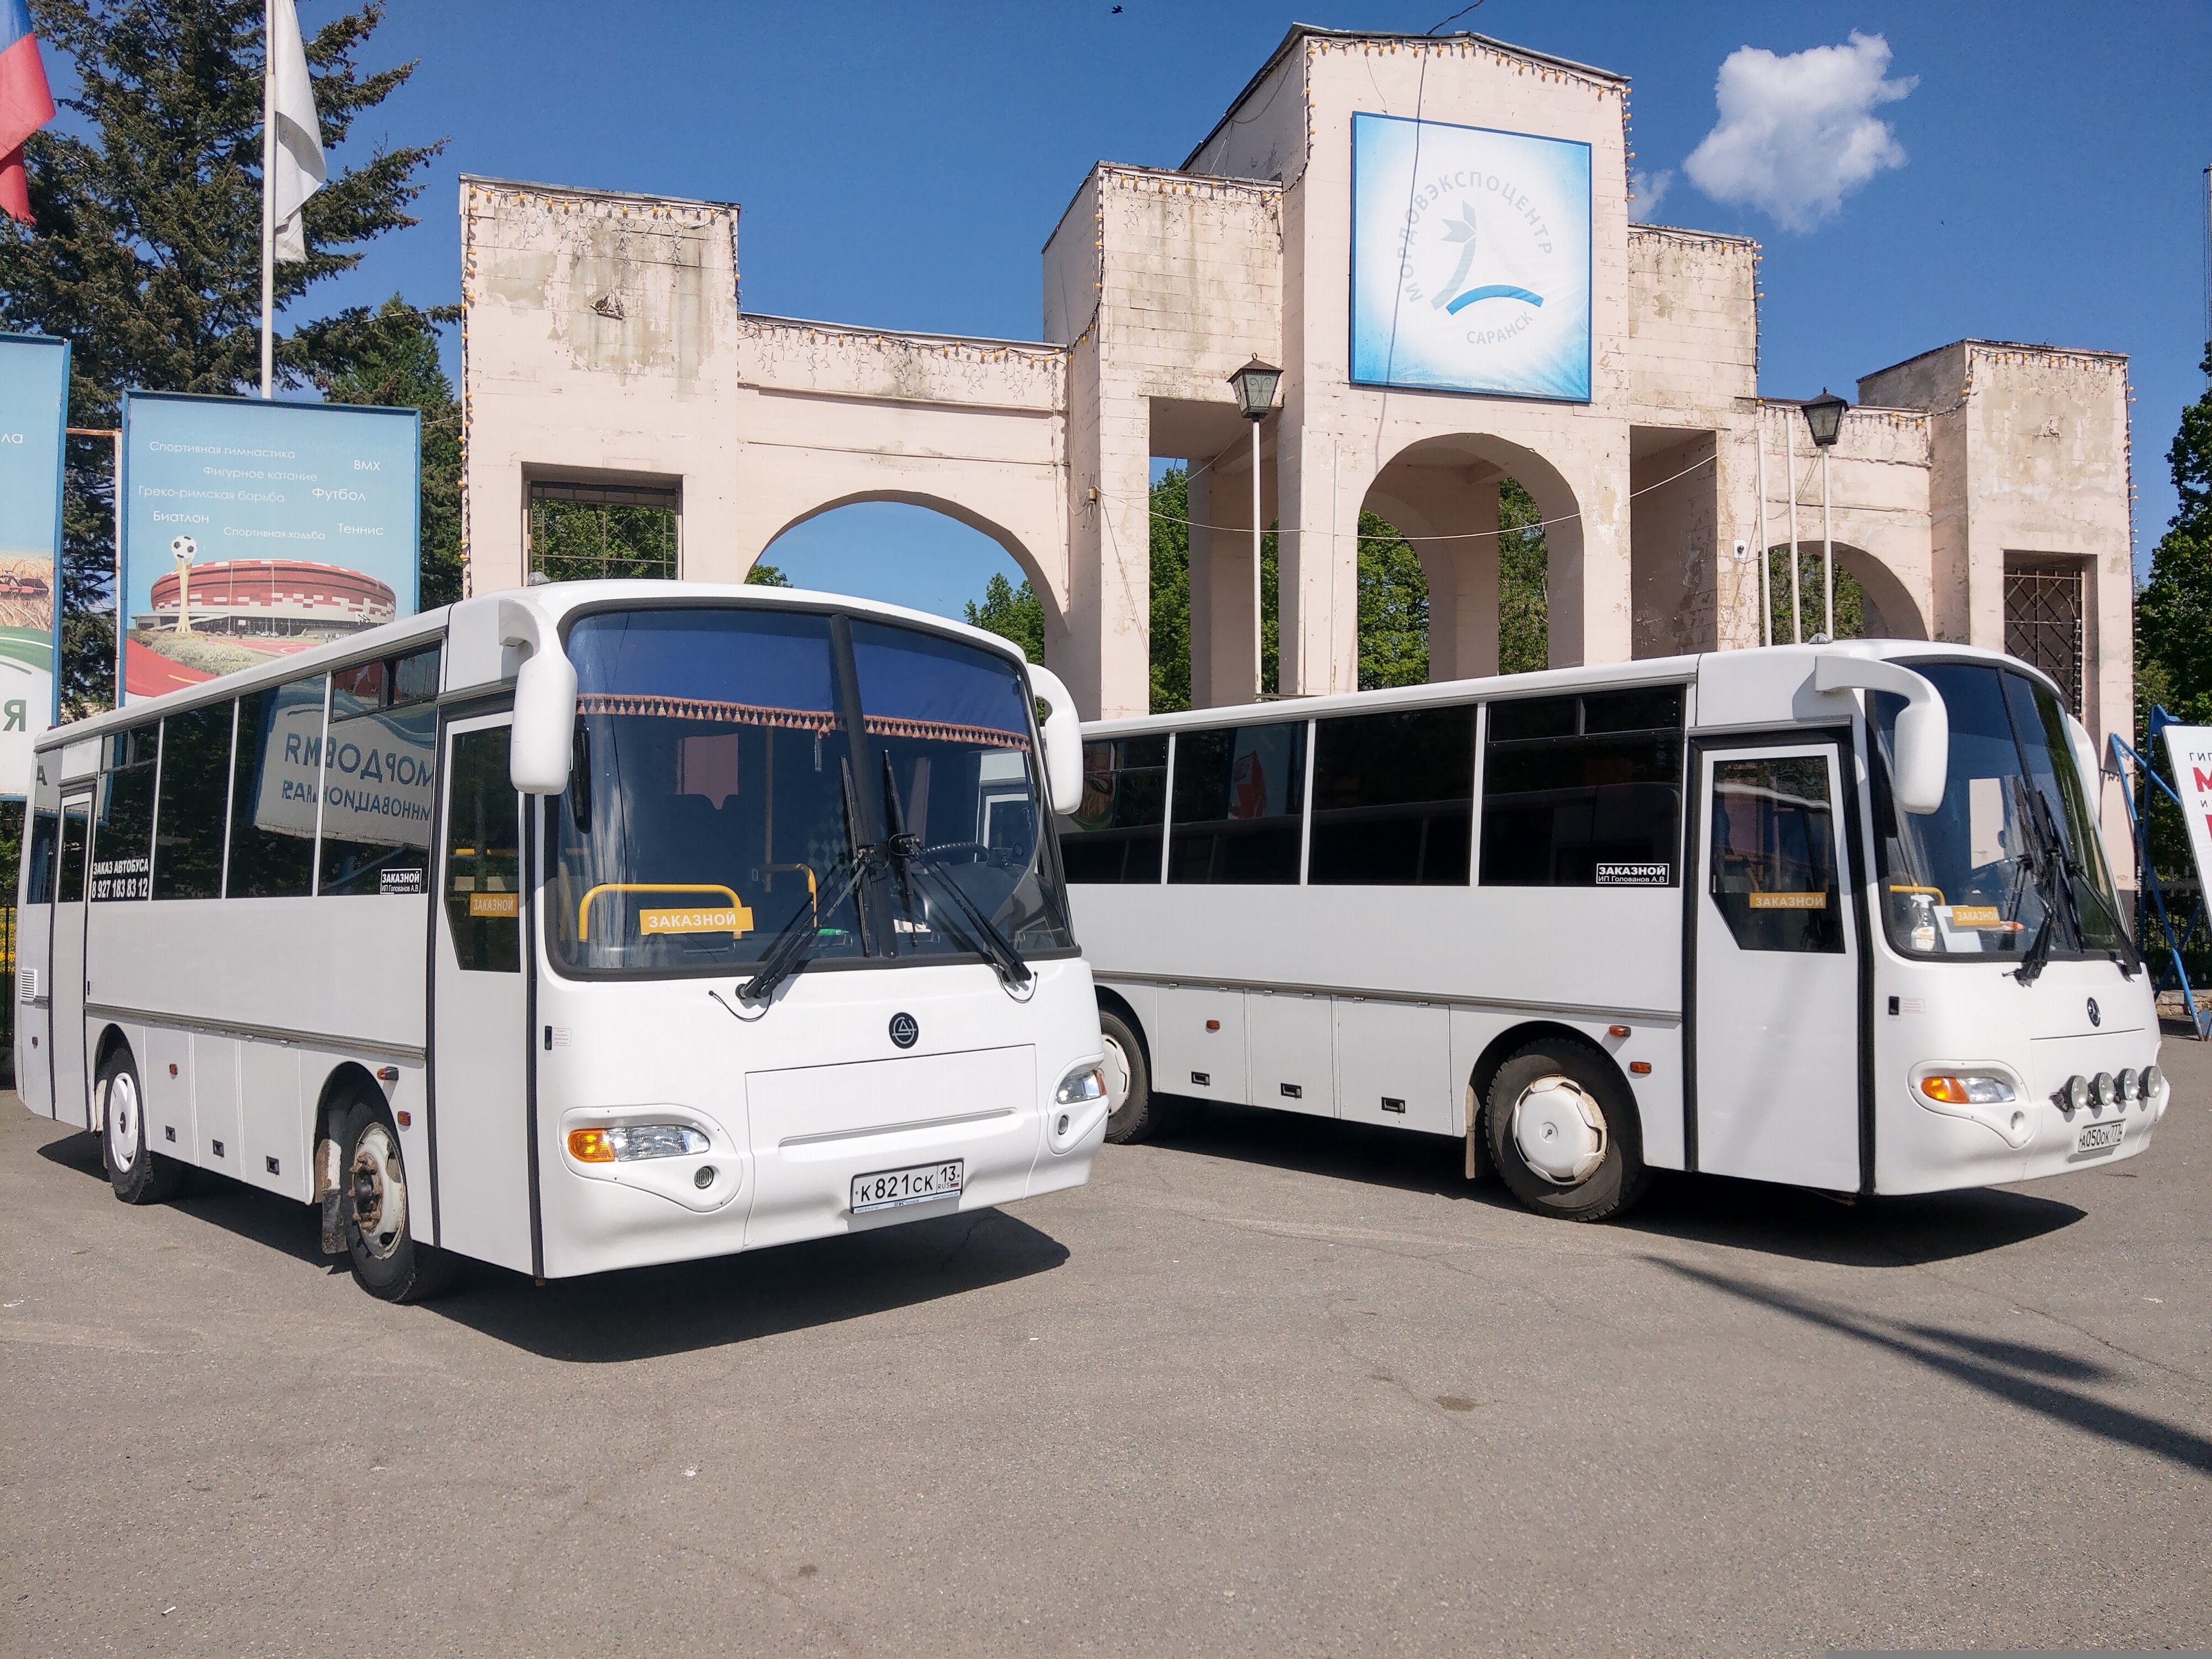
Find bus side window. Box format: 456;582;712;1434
57;802;88;904
1309;706;1474;885
153;702;234;900
24;805;59;905
1058;735;1167;883
444;728;521;973
1479;688;1684;888
227;679;322;899
1708;757;1844;953
1167;723;1306;885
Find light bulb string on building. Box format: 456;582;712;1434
1143;444;1716;544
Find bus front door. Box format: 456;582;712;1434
49;794;92;1129
430;716;535;1274
1692;741;1861;1192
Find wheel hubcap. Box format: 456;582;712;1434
349;1125;408;1259
1100;1036;1132;1114
107;1072;141;1167
1511;1074;1606;1185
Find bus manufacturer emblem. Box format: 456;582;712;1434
889;1012;919;1049
2086;998;2100;1028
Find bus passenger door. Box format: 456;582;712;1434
48;794;92;1128
430;716;535;1274
1692;742;1861;1192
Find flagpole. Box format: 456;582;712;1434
259;0;274;399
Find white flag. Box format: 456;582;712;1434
266;0;325;262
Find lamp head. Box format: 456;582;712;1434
1228;358;1282;421
1802;388;1848;448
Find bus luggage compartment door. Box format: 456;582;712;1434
1692;741;1861;1192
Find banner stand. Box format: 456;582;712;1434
2109;709;2212;1041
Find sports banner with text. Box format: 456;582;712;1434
1350;113;1592;401
0;331;67;795
120;391;419;702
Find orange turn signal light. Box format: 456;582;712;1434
567;1127;618;1163
1918;1076;1970;1105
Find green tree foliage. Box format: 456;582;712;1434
0;0;443;710
1355;514;1427;688
323;296;460;608
1499;477;1549;674
2137;343;2212;727
744;562;793;588
529;502;677;582
1765;545;1866;645
1149;467;1192;711
963;572;1045;664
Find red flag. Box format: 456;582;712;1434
0;0;58;225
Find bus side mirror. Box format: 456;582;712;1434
1025;663;1085;817
1812;656;1948;816
500;599;577;796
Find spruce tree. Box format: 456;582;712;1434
0;0;444;709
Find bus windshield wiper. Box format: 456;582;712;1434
733;851;865;1004
877;752;1031;992
2008;784;2130;983
894;834;1034;992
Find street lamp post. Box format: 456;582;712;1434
1228;358;1282;701
1802;388;1848;642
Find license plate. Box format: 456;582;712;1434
2077;1119;2125;1153
851;1160;964;1213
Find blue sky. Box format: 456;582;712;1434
128;3;2212;613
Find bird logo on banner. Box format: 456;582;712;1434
0;0;57;226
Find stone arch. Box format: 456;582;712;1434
752;489;1066;637
1759;538;1928;643
1359;432;1587;681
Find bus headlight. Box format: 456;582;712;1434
1917;1073;2016;1107
567;1124;710;1163
2062;1074;2092;1113
2092;1072;2119;1108
1055;1064;1106;1107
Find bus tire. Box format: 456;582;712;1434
335;1094;456;1303
101;1046;181;1205
1100;1009;1165;1145
1483;1039;1650;1223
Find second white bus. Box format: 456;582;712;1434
1058;641;2169;1220
16;581;1112;1298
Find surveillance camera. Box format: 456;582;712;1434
170;535;197;561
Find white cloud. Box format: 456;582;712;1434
1683;31;1915;232
1629;168;1674;223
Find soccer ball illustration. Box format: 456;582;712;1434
170;535;197;563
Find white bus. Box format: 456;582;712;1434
1058;642;2170;1221
14;582;1111;1299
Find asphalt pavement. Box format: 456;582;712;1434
4;1034;2209;1657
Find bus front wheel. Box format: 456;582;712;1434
101;1046;181;1206
335;1095;456;1303
1483;1039;1650;1223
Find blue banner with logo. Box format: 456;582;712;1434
120;391;419;702
1350;113;1592;401
0;331;68;795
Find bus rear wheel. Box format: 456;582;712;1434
1483;1039;1650;1223
336;1095;456;1303
101;1046;181;1205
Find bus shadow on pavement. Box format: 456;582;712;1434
429;1207;1070;1362
1646;1257;2212;1477
1150;1100;2086;1267
37;1123;1071;1360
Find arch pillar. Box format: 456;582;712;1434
1365;467;1501;684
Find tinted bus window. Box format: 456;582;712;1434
321;648;440;897
226;677;323;899
1168;722;1306;885
1059;735;1167;884
1480;687;1684;888
445;728;521;973
1708;755;1843;952
91;724;157;900
153;702;233;900
1309;706;1475;885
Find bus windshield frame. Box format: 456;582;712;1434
546;601;1077;983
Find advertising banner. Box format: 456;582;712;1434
121;391;419;702
2162;723;2212;922
1350;113;1592;401
0;332;68;796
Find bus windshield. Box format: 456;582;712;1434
547;605;1074;978
1870;660;2125;961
